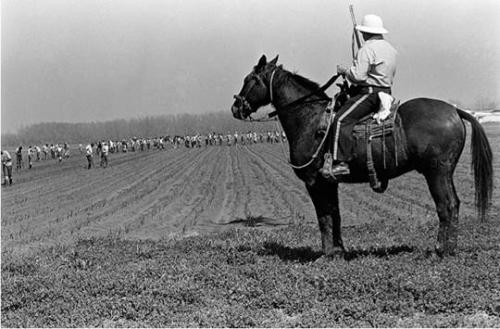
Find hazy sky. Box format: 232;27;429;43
2;0;499;133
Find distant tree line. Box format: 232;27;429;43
2;111;280;146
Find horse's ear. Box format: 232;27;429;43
257;55;267;69
269;55;279;65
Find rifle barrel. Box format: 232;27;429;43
349;5;357;24
349;4;362;49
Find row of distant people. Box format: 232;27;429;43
81;131;287;155
174;131;286;148
113;131;287;151
4;130;287;175
2;144;69;185
9;144;70;170
79;137;168;155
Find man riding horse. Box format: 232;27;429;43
321;14;397;177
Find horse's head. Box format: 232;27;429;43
231;54;279;120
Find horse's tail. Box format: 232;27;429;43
457;108;493;221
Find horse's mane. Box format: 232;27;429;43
289;72;320;90
284;69;327;97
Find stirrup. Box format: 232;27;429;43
319;153;337;181
330;162;350;176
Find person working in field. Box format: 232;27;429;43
56;144;63;162
43;144;49;160
15;146;23;169
27;146;34;169
100;142;109;168
35;145;41;161
86;143;94;169
1;150;13;185
322;14;397;177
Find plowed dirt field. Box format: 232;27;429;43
1;124;499;257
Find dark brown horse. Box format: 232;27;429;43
231;55;493;257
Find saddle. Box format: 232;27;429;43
353;98;400;137
352;98;402;192
318;95;403;193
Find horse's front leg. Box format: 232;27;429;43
306;181;344;257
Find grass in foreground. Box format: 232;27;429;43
2;218;500;327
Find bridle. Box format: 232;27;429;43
234;66;341;120
233;70;269;120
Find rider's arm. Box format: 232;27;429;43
345;45;374;85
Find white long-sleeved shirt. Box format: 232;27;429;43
346;38;397;88
2;151;12;166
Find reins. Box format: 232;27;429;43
268;69;341;169
267;71;341;118
243;69;340;122
236;66;342;170
287;106;335;170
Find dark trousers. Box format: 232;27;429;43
86;155;94;169
332;92;379;162
100;154;108;168
3;164;12;183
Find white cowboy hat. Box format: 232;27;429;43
355;14;388;34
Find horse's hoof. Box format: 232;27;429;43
435;245;456;257
314;255;329;264
323;247;345;260
435;244;445;258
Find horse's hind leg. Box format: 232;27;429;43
424;168;460;256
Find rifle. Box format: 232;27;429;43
349;4;362;57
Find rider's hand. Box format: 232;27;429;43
337;64;348;75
